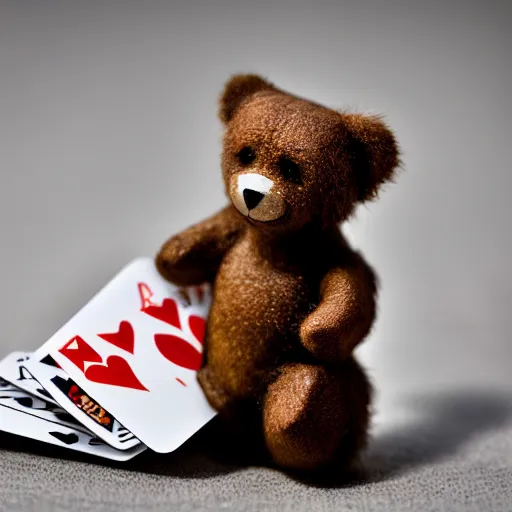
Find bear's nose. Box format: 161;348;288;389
243;189;265;210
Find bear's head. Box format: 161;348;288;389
220;75;399;234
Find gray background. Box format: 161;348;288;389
0;1;511;511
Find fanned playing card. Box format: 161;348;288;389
0;350;141;450
0;352;56;403
0;378;145;461
23;350;141;450
26;257;216;453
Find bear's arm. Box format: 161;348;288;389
156;205;246;287
300;258;377;362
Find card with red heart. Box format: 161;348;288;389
22;349;141;450
0;351;142;450
26;258;216;453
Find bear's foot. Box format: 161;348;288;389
263;359;371;471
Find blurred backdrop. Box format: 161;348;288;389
0;0;510;427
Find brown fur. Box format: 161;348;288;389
156;75;399;471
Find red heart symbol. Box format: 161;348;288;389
98;321;135;354
143;298;181;329
154;334;202;371
85;356;148;391
188;316;206;344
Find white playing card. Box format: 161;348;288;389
0;379;92;432
26;257;216;453
0;378;146;461
0;352;57;404
23;349;141;451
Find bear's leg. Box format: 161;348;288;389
198;365;268;463
262;358;371;471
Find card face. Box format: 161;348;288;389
0;352;57;404
0;378;145;461
23;350;141;450
27;258;216;453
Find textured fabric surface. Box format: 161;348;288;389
1;388;511;512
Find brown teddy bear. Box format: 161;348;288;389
156;75;399;471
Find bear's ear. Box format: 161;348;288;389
219;74;275;124
343;113;400;202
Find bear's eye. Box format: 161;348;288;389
237;146;256;166
278;157;302;184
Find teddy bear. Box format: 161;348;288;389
156;75;399;471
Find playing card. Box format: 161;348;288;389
26;257;216;453
0;378;145;461
23;349;141;450
0;352;56;404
